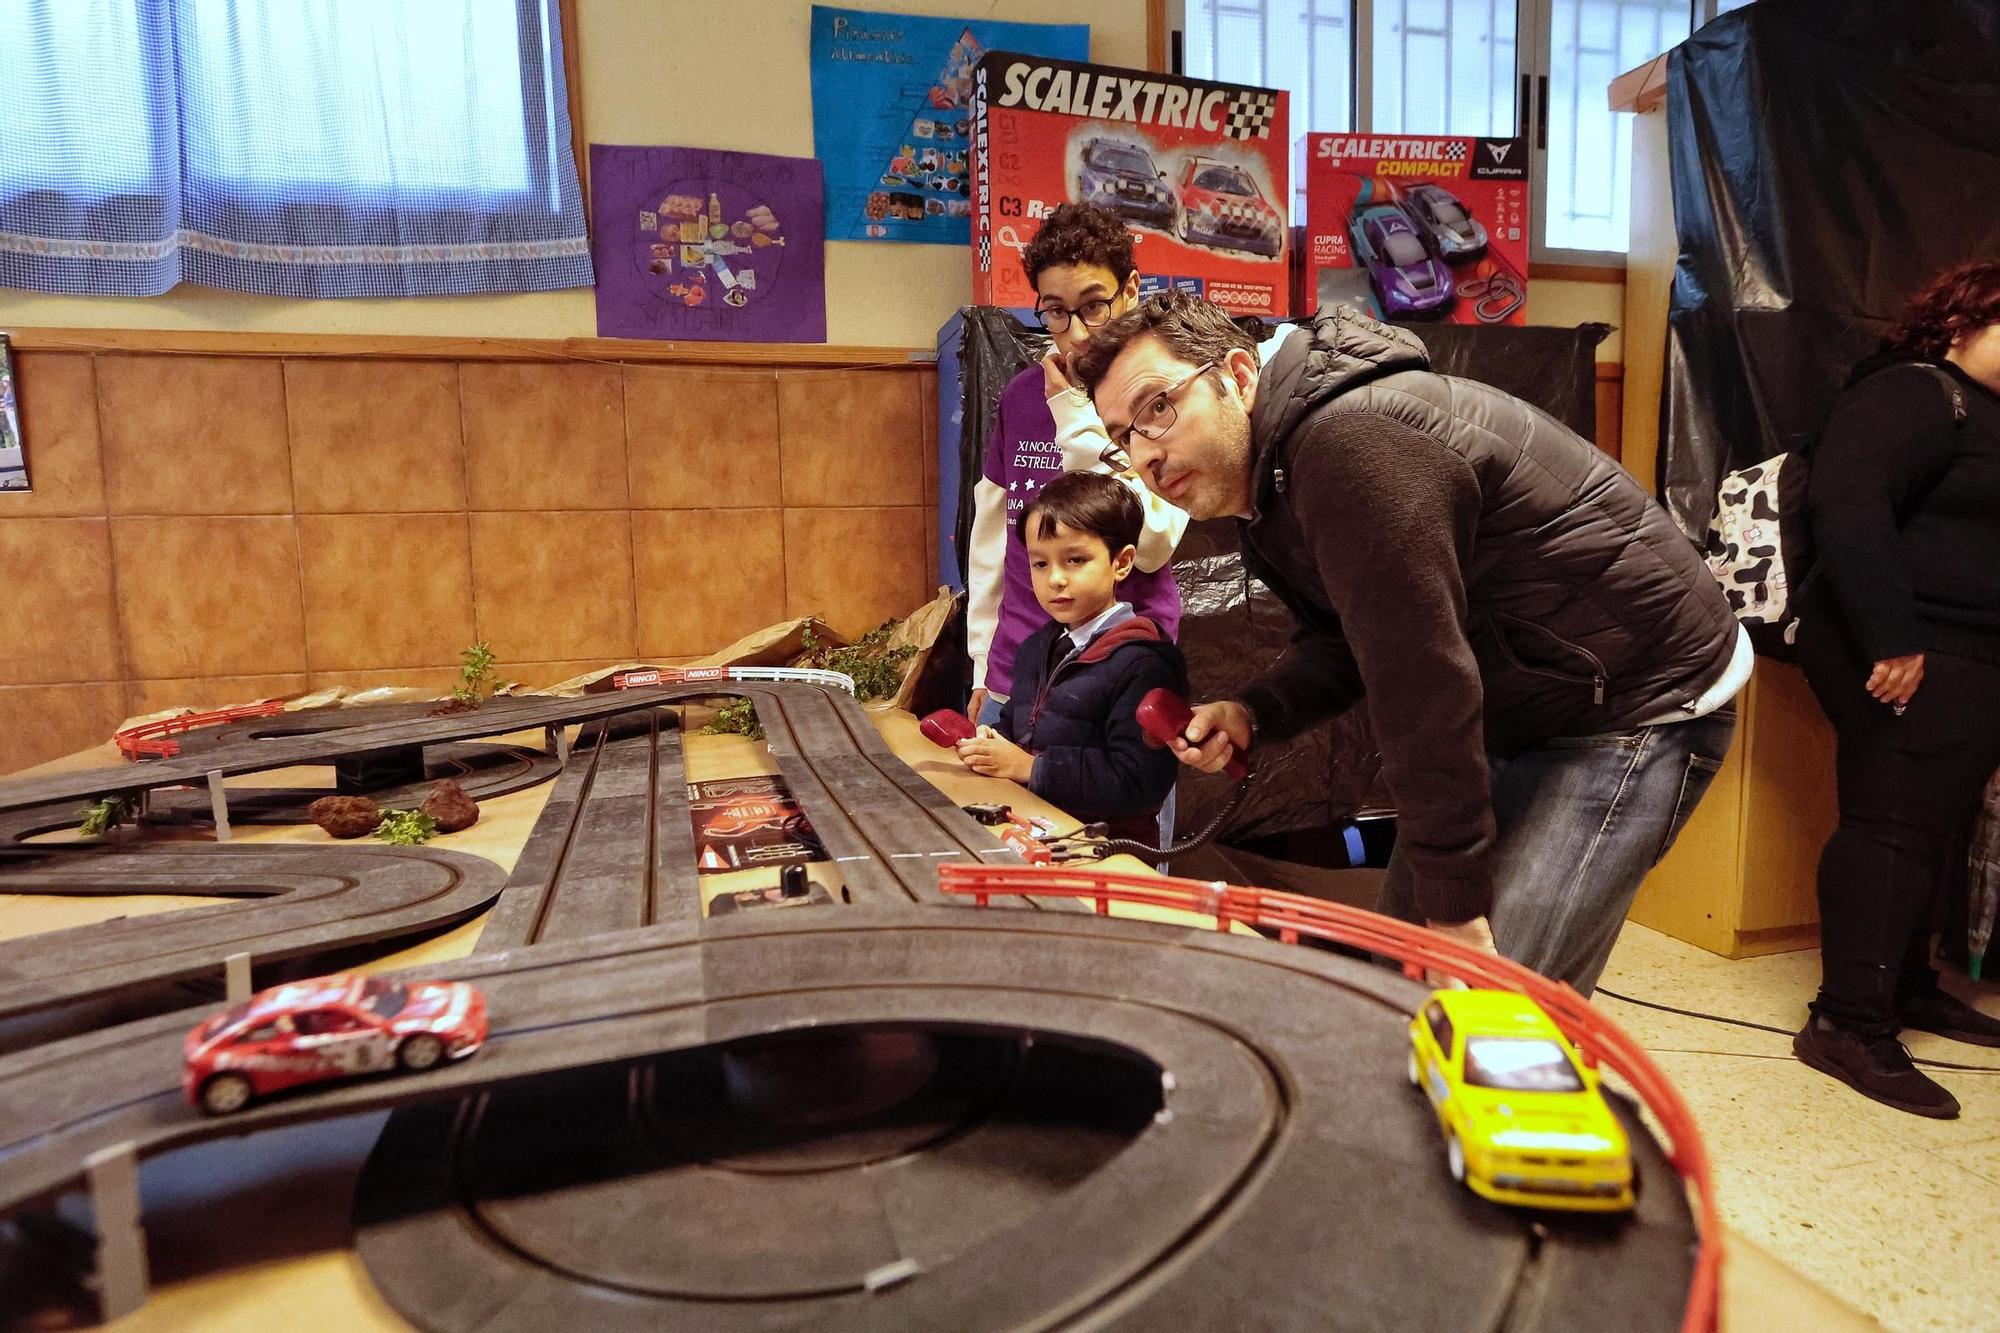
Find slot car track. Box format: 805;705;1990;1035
0;681;1704;1330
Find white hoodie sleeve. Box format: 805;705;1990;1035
1048;385;1189;573
965;470;1010;695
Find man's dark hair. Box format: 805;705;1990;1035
1016;470;1142;553
1019;202;1135;289
1071;290;1261;393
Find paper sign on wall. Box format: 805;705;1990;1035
590;145;827;343
810;6;1088;246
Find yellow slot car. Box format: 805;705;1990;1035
1407;989;1635;1212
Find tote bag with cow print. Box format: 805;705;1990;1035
1703;362;1965;650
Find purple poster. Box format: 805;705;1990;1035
590;145;827;343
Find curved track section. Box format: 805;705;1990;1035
0;844;505;1021
0;910;1693;1331
0;688;725;812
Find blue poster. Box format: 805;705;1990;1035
811;6;1087;245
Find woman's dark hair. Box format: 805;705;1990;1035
1016;470;1142;553
1886;259;2000;361
1020;202;1135;289
1070;289;1262;393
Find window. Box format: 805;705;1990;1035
1541;0;1691;253
1424;1001;1455;1055
1370;0;1518;137
1180;0;1725;260
362;980;411;1019
1463;1037;1586;1091
0;0;591;298
295;1009;367;1036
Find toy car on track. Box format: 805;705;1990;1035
1350;202;1455;318
1173;157;1283;257
1076;137;1176;231
1403;182;1488;261
184;972;487;1115
1407;989;1634;1212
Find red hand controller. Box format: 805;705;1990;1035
920;709;978;747
1136;689;1250;780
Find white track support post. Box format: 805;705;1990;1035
224;952;252;1002
547;724;570;764
206;771;231;841
84;1142;149;1320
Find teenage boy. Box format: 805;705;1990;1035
956;471;1186;842
965;202;1188;729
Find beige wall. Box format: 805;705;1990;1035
0;0;1624;354
0;0;1152;350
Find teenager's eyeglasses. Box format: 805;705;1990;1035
1112;361;1217;453
1036;299;1114;333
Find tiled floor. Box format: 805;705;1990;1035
1596;925;2000;1333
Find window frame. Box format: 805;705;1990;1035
1171;0;1722;267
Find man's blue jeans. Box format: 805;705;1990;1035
1378;709;1737;994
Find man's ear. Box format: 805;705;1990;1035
1111;544;1137;580
1118;267;1142;308
1224;345;1262;413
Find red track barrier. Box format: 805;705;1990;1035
114;700;288;761
938;863;1721;1333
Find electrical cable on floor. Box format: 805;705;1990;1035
1594;986;2000;1074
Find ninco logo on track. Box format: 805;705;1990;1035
993;59;1277;139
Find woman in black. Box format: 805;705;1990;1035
1793;260;2000;1118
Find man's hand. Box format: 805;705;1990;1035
1866;653;1924;708
1423;915;1497;989
1040;348;1079;399
966;687;989;725
1170;700;1253;774
957;725;1035;783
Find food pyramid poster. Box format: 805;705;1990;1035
590;145;828;343
811;6;1087;244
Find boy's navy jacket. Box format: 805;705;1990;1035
999;613;1188;839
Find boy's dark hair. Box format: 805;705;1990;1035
1071;289;1261;393
1017;470;1143;553
1020;202;1135;289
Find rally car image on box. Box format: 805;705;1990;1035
1173;156;1284;258
1407;989;1635;1213
1403;182;1488;262
1075;136;1176;231
184;972;487;1115
1349;202;1455;318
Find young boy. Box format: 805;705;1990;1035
965;202;1187;729
956;471;1187;842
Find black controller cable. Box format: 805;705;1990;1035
1595;987;2000;1074
1043;765;1257;863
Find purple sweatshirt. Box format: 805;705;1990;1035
967;365;1184;700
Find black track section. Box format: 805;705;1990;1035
0;912;1693;1330
0;682;1695;1329
0;843;504;1021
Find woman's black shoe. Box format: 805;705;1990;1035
1899;988;2000;1048
1793;1015;1960;1118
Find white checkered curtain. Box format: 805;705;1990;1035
0;0;592;297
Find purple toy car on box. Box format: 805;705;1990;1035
1350;202;1454;318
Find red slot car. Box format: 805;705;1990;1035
183;972;487;1115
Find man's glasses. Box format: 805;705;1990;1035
1036;298;1114;333
1111;361;1217;453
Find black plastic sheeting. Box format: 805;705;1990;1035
943;306;1608;844
1662;0;2000;537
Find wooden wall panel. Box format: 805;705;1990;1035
0;340;936;775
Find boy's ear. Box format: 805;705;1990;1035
1111;543;1137;580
